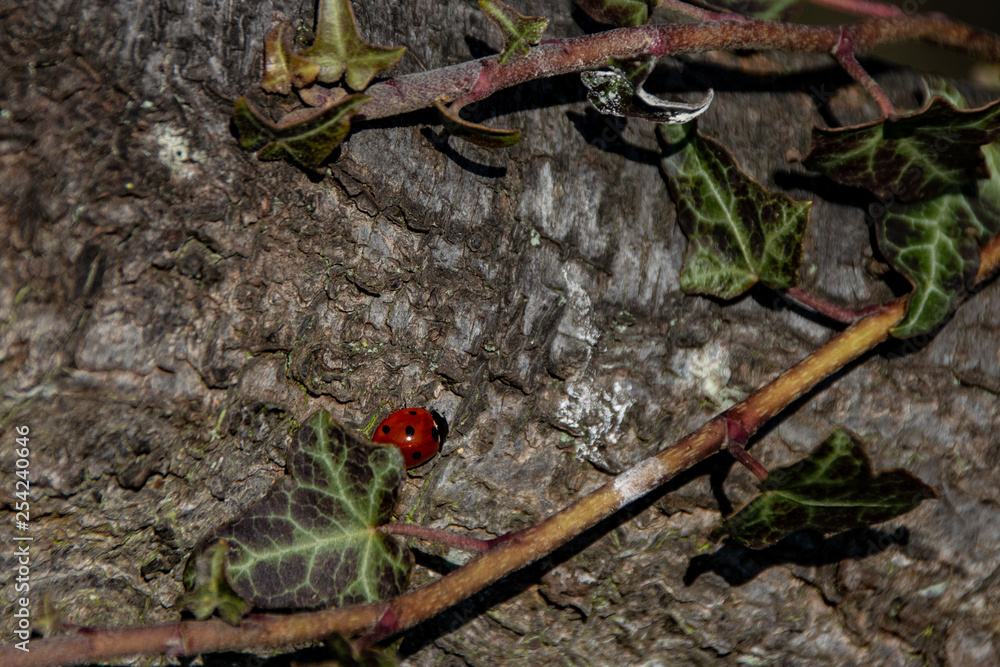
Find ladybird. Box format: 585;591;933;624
372;408;443;468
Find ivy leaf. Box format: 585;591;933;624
582;66;714;123
233;94;369;168
478;0;549;65
717;429;938;550
801;96;1000;203
262;22;320;94
879;188;1000;338
299;0;406;90
574;0;652;27
685;0;799;21
189;411;412;611
659;122;810;299
435;101;521;148
888;186;1000;339
178;540;252;624
874;84;1000;338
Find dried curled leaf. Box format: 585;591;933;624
659;122;809;299
478;0;549;65
716;429;937;549
262;22;320;94
435;100;521;148
582;63;714;124
300;0;406;90
233;94;369;168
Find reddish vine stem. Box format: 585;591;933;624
784;287;864;323
725;418;769;481
356;14;1000;121
832;28;895;116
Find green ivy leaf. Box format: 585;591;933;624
299;0;406;90
582;65;714;123
478;0;549;65
875;84;1000;338
233;95;369;168
192;411;412;610
435;101;521;148
574;0;652;27
659;122;810;299
178;540;252;624
685;0;799;21
717;429;938;550
262;22;320;94
802;97;1000;203
879;188;1000;338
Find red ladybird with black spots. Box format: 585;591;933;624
372;407;447;468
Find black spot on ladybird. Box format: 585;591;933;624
381;425;391;434
405;425;415;437
412;452;421;460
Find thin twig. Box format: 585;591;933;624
724;417;769;481
728;443;770;480
784;287;862;323
832;28;895;116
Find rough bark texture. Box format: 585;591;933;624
1;1;999;665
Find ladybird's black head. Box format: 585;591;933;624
429;408;449;446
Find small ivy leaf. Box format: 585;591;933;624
574;0;652;27
435;100;521;148
801;96;1000;203
685;0;799;21
582;67;714;124
716;429;938;550
326;633;400;667
299;0;406;90
233;94;369;168
262;22;320;94
478;0;549;65
659;122;810;299
178;540;252;624
189;411;412;611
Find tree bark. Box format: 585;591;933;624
1;1;998;664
